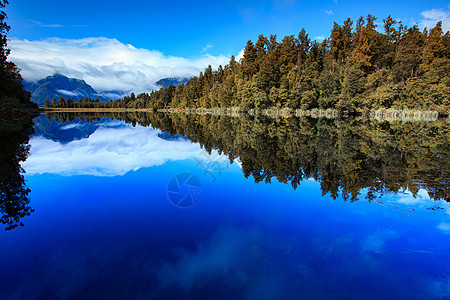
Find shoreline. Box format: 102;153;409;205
39;107;448;121
159;107;447;121
39;107;154;112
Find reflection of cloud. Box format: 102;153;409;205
23;122;203;176
396;189;430;205
9;37;230;94
362;229;398;252
2;221;448;298
438;222;450;234
158;227;258;290
60;123;81;130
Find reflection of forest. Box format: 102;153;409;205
0;116;35;230
47;111;449;202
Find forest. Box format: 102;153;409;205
45;110;450;203
0;0;37;113
0;1;37;229
46;15;449;115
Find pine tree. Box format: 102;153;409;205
241;41;258;79
330;18;353;64
422;21;445;69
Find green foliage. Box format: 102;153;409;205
0;0;37;111
60;14;449;115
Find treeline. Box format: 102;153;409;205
45;111;449;202
44;92;156;109
0;0;37;112
43;93;150;109
47;15;449;114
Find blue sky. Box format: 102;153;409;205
4;0;450;94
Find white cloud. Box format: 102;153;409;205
201;44;214;53
236;48;245;62
28;19;63;28
419;7;450;33
315;35;326;41
324;10;334;15
57;89;79;97
9;37;230;94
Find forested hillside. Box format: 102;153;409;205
47;15;449;114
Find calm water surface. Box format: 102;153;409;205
0;113;449;299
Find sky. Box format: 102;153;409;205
4;0;450;94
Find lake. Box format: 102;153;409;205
0;111;449;299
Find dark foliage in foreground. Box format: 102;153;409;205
0;0;37;111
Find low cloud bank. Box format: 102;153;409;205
9;37;230;95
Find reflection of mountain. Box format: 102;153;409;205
24;117;202;176
32;114;103;143
24;74;108;106
43;111;450;202
32;114;189;144
157;132;188;142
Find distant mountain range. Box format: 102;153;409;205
23;74;190;106
23;74;109;106
156;77;189;88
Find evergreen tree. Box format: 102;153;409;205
0;0;35;110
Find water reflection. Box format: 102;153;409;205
24;115;214;176
45;111;450;202
0;116;35;230
0;111;448;298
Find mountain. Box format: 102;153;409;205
24;74;108;106
156;77;189;89
157;132;188;141
32;114;102;143
25;75;190;106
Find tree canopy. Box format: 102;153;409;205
48;15;449;115
0;0;37;111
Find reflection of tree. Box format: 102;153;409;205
0;116;35;230
46;111;450;202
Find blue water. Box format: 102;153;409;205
1;117;449;299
